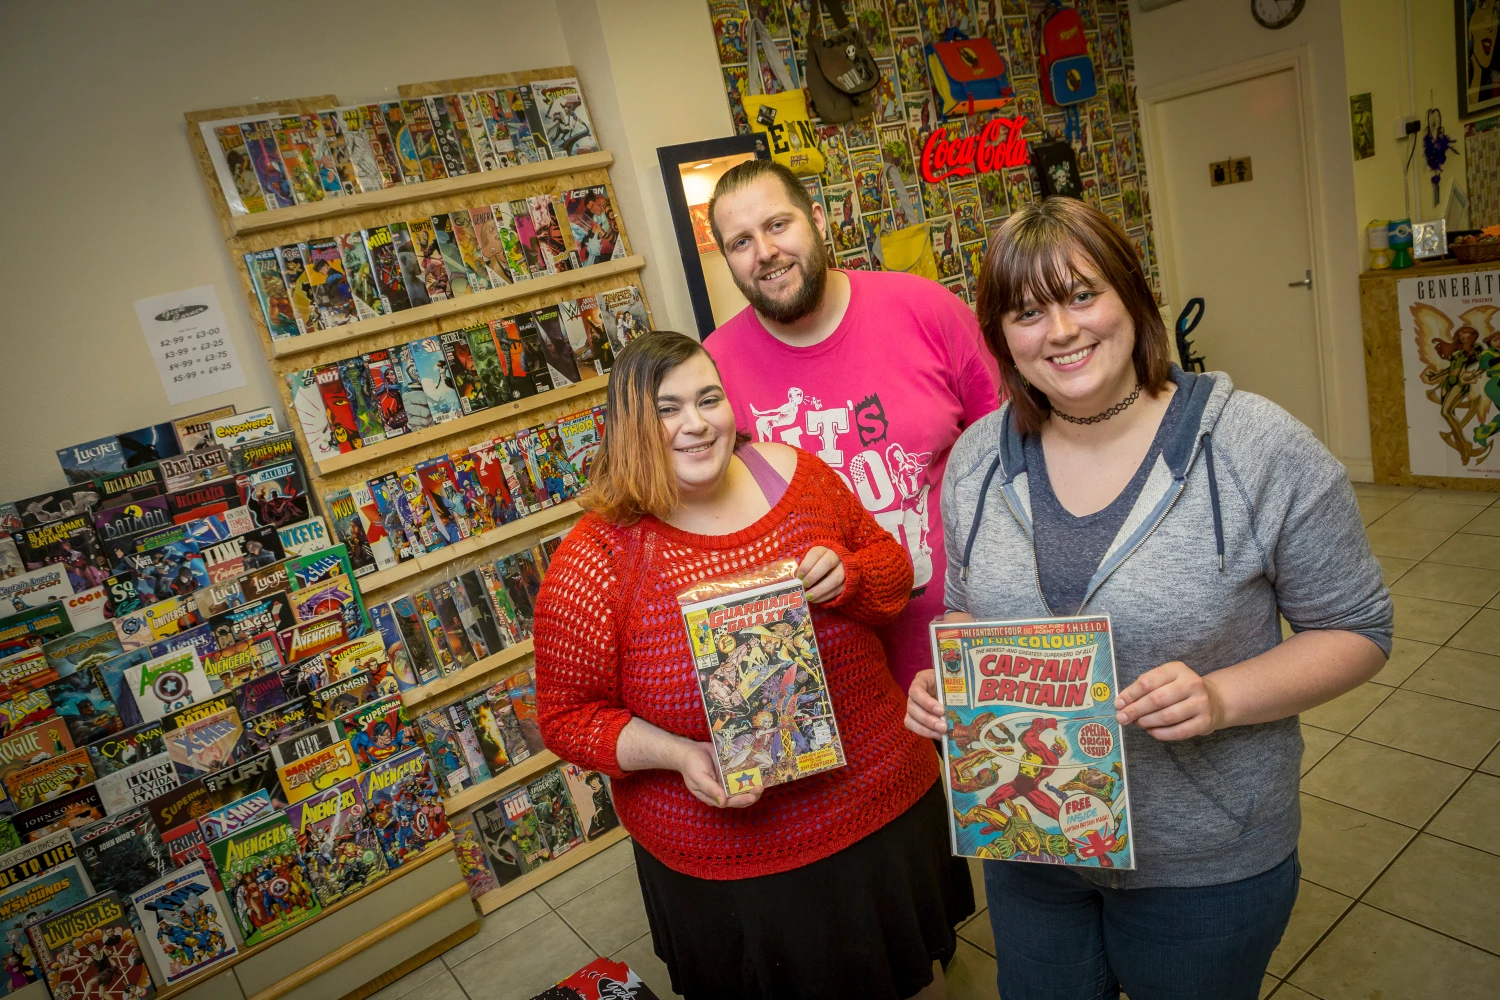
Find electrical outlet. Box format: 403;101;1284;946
1396;115;1420;140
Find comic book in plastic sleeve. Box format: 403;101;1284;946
367;104;410;186
208;811;321;946
0;831;93;995
932;615;1133;869
130;858;238;984
431;213;473;298
338;105;385;193
315;109;360;196
424;96;468;178
400;99;447;182
270;114;323;205
28;890;154;1000
245;248;299;340
298;111;344;200
284;776;388;906
239;118;295;210
529;77;599;157
677;559;845;794
355;748;448;868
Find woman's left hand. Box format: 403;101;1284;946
1115;661;1226;741
797;546;846;603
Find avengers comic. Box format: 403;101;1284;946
932;615;1134;869
208;812;321;946
284;777;388;906
357;748;449;868
679;560;845;793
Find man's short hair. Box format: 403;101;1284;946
708;159;816;249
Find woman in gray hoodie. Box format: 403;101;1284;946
905;198;1392;999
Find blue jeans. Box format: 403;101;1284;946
982;851;1299;1000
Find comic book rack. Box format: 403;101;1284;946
184;63;650;973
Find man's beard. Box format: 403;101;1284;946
733;241;833;324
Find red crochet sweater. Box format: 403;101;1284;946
533;450;939;880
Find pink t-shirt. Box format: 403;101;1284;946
706;269;1001;692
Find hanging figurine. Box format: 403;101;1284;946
1424;108;1458;207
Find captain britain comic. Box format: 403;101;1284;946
932;614;1134;869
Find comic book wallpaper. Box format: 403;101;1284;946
706;0;1159;302
1400;270;1500;478
934;615;1133;868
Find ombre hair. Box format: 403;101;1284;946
976;197;1171;435
582;330;740;524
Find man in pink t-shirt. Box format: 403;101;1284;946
704;159;999;695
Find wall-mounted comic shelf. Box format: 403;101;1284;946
228;152;615;236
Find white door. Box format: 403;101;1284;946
1152;69;1325;439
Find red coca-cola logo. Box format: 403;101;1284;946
920;116;1031;184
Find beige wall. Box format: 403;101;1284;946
0;0;574;501
1343;0;1463;248
1131;0;1372;477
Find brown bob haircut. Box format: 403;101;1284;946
708;158;817;249
976;197;1172;434
582;330;743;524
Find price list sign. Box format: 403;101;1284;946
135;285;246;405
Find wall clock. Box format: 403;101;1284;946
1251;0;1304;30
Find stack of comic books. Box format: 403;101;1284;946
932;615;1134;869
198;75;599;217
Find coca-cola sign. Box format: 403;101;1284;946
920;116;1031;184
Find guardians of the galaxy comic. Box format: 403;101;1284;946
680;560;845;795
932;615;1133;869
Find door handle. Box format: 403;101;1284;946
1288;270;1312;289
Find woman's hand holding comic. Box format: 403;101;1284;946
1115;660;1226;741
797;546;845;603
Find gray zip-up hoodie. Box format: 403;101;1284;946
941;367;1393;889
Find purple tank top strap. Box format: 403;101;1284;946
737;445;789;507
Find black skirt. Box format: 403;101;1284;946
632;780;975;1000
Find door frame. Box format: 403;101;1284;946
1140;46;1333;443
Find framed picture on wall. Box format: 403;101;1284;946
1457;0;1500;117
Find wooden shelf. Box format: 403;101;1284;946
269;255;646;360
318;378;606;476
445;750;559;813
229;151;614;236
154;835;456;1000
403;639;534;710
475;826;629;914
356;500;582;595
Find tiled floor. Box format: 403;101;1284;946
372;484;1500;1000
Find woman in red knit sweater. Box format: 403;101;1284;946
534;331;973;1000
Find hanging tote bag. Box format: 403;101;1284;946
744;19;827;177
1036;4;1098;107
873;167;939;280
1031;135;1083;198
925;29;1013;117
804;0;880;124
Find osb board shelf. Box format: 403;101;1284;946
229;152;613;236
1359;264;1500;491
315;376;608;476
445;750;560;813
270;256;642;360
475;826;630;914
403;639;534;711
154;836;457;1000
355;500;582;595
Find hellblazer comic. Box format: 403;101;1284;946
932;615;1134;869
679;560;845;793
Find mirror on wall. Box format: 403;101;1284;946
657;134;769;339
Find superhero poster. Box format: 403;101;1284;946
932;615;1133;869
679;560;845;794
1398;270;1500;477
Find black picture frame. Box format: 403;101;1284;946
656;134;769;340
1457;0;1500;118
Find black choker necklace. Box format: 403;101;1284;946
1052;383;1142;425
